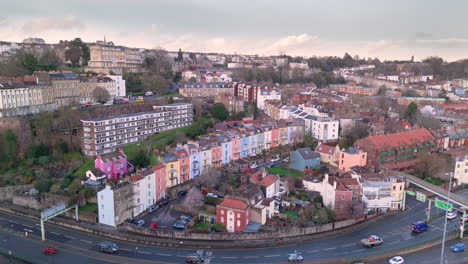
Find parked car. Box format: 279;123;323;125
251;162;259;169
266;163;276;168
158;200;170;207
147;205;159;212
149;222;158;229
361;235;383;247
180;215;192;221
177;190;188;196
145;91;154;96
411;221;428;233
99;241;119;254
447;212;457;220
287;251;304;262
388;256;404;264
42;246;58;255
135;219;145;226
271;156;280;162
207;193;218;198
173;221;186;230
185;253;204;263
450;243;465;252
104;101;113;106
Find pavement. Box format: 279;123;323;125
0;197;452;264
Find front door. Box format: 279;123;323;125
227;210;234;232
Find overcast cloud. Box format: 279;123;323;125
1;0;468;61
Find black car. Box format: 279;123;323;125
177;190;188;196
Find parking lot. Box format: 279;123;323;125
137;197;193;230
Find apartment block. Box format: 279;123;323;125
85;40;143;74
81;103;193;156
214;93;245;113
179;82;234;97
97;182;134;227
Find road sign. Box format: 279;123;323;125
41;203;66;220
435;199;452;211
416;192;426;202
406;191;416;196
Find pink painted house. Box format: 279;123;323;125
211;142;223;168
95;149;129;181
338;148;367;172
152;164;167;200
271;128;280;148
230;134;241;161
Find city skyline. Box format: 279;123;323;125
2;0;468;61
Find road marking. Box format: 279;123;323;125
307;250;319;253
243;256;259;258
324;247;336;251
50;232;60;235
391;232;401;236
23;228;34;233
139;251;150;254
35;224;40;226
80;239;92;243
264;255;280;257
120;248;132;252
176;255;186;257
389;240;400;245
335;251;349;255
352;249;365;252
23;225;33;228
341;243;354;247
157;253;172;256
221;256;238;259
64;235;75;239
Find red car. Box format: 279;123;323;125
42;246;58;255
158;200;169;207
150;222;158;229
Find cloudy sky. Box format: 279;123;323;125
2;0;468;61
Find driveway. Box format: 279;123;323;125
141;198;193;230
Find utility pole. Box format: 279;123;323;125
440;172;453;264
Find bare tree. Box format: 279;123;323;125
384;119;401;133
180;187;204;213
196;169;222;187
92;87;110;104
414;153;445;179
350;200;365;219
285;176;296;195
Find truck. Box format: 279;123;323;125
411;221;428;233
361;235;383;247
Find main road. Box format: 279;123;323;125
0;198;450;264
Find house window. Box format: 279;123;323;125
237;220;240;227
237;213;240;218
341;194;345;200
221;210;224;214
220;217;224;222
393;186;396;190
400;186;403;190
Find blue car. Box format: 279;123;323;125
172;221;186;230
450;243;465;252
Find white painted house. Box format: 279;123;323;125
131;168;157;217
257;88;281;110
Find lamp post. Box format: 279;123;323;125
440;172;453;264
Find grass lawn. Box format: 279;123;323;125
282;210;298;217
74;158;94;177
161;92;180;97
195;222;209;230
425;177;445;186
266;167;305;178
80;203;98;213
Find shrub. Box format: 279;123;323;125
38;155;52;165
34;178;55;193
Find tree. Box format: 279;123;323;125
417;115;441;129
133;150;150;169
189;76;197;83
344;121;369;143
180;187;204;212
34;178;55;193
406;102;418;122
211;103;229;121
252;102;259;119
168;96;174;104
402;89;419;97
39;49;62;66
414;153;445;179
304;131;317;150
2;129;18;164
92;87;110;104
196;170;222;187
65;45;82;66
350;201;365;219
384;119;402;133
176;48;183;62
285;176;296;196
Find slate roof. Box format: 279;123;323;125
315;144;336;155
296;148;320;160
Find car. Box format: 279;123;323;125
99;241;119;254
266;163;276;168
207;193;218;198
173;221;186;230
287;251;304;262
149;222;158;229
388;256;404;264
217;193;225;198
447;212;457;220
42;246;58;255
185;253;204;263
177;190;188;196
145;91;154;96
180;215;192;221
135;219;145;226
361;235;383;247
411;221;428;233
271;156;280;162
104;101;113;106
147;205;159;212
158;200;170;207
450;243;465;252
130;219;139;225
251;162;259;169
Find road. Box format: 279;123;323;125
0;197;451;264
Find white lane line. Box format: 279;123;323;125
221;256;238;259
341;243;354;247
307;250;319;253
35;224;40;226
139;251;150;254
264;255;280;257
391;232;401;236
80;239;92;244
64;235;75;239
157;253;172;256
335;252;349;255
244;256;259;258
352;249;365;252
176;255;186;257
324;247;336;251
50;232;60;235
23;225;33;228
389;240;400;245
120;248;132;252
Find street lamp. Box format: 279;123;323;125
440;172;453;264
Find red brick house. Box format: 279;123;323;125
216;198;250;232
354;128;437;171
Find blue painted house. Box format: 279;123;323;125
240;134;250;158
220;134;232;165
187;144;200;178
290;147;321;171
